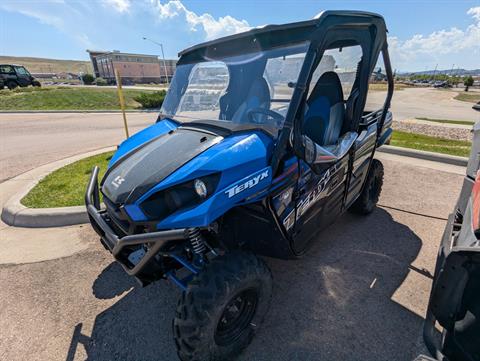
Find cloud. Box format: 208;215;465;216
102;0;131;13
151;0;250;40
75;33;94;48
467;6;480;21
0;0;65;29
0;0;98;53
389;6;480;70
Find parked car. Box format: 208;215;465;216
0;64;41;90
421;104;480;361
433;80;449;88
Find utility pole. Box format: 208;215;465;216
143;37;169;86
432;64;438;82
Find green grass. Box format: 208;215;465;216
415;117;475;126
21;151;113;208
368;83;410;91
454;92;480;103
0;86;157;110
390;130;471;157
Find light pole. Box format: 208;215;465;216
143;37;169;86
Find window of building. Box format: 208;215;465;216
176;61;229;119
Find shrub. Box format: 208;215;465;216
133;90;166;109
94;77;108;86
464;76;474;91
81;73;95;85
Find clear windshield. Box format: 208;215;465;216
160;42;310;137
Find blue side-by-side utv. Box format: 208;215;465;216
86;11;394;360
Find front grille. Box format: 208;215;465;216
103;196;130;236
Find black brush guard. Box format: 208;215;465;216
85;166;188;281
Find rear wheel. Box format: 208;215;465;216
349;158;384;215
173;251;272;361
7;81;17;90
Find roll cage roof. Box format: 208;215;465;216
173;10;393;176
177;11;388;65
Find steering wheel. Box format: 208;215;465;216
247;107;284;125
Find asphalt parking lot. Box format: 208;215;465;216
0;155;464;361
0;112;154;183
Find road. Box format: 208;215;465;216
391;88;478;121
0;154;464;361
367;87;478;122
0;112;155;182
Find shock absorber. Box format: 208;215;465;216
187;227;206;255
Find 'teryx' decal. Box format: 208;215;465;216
225;170;269;198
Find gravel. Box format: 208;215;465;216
393;120;472;141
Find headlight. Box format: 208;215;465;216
194;179;208;198
140;173;220;220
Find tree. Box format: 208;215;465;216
81;73;95;85
464;76;474;91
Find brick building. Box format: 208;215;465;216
87;50;176;84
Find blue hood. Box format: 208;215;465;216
102;119;275;228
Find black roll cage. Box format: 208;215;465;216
175;11;394;176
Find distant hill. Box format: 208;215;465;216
399;68;480;76
0;56;92;74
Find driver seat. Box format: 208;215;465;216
303;71;345;145
231;77;271;123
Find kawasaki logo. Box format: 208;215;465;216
225;170;269;198
111;175;125;188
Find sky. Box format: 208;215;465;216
0;0;479;72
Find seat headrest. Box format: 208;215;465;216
308;71;344;106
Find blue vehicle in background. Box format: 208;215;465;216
86;11;394;360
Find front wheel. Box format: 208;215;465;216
349;158;384;215
173;251;272;361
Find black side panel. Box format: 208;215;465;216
443;263;480;361
102;128;221;204
430;252;470;329
292;156;349;255
345;122;377;207
218;203;295;259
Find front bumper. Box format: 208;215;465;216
85;166;187;278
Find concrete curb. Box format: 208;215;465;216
377;145;468;167
0;144;467;229
0;110;160;114
1;146;115;228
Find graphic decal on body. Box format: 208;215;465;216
111;176;125;188
283;163;340;230
225;170;269;198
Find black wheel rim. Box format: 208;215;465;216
214;288;258;346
